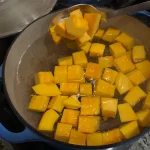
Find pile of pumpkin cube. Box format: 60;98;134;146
28;9;150;146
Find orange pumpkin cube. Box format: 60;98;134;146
58;56;73;66
80;83;92;96
98;56;114;68
142;92;150;109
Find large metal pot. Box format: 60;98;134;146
1;7;150;150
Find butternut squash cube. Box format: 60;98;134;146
87;132;103;146
61;109;80;127
78;116;100;133
89;43;105;57
68;65;85;83
28;95;50;112
54;66;68;84
63;95;81;109
48;96;68;113
35;72;54;84
115;72;134;95
58;56;73;66
78;41;91;54
136;109;150;127
115;33;135;50
60;83;79;95
80;83;92;96
132;46;146;62
101;97;118;118
102;28;120;42
109;42;126;58
55;123;72;142
102;128;123;145
81;96;100;115
77;32;91;45
118;103;138;123
32;83;61;96
69;129;86;146
84;13;101;39
94;79;116;97
127;69;146;86
72;51;88;67
70;9;83;18
120;121;140;139
51;31;62;44
94;29;105;40
124;86;146;107
142;93;150;109
102;68;118;84
114;55;135;74
38;109;59;132
98;56;114;68
126;51;132;61
135;60;150;79
85;62;103;80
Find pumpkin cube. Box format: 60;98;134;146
81;96;100;115
115;33;135;50
61;109;80;127
120;121;140;139
102;28;120;42
118;103;138;123
77;32;91;45
102;68;118;84
49;25;55;34
38;109;59;132
94;29;105;40
63;95;81;109
101;97;118;118
85;62;103;80
146;79;150;93
48;96;68;113
68;65;85;83
70;9;83;18
58;56;73;66
132;45;146;62
102;128;123;145
109;42;126;58
28;95;50;112
35;72;54;84
54;66;68;83
114;55;135;74
72;51;88;67
80;83;92;96
89;43;105;57
78;116;100;133
127;69;146;86
142;93;150;109
55;123;72;142
94;79;116;97
69;129;86;146
135;60;150;79
126;51;132;61
51;31;62;44
78;41;91;54
124;86;146;107
87;133;103;146
32;83;61;96
60;83;79;95
98;56;114;68
115;72;134;95
84;13;101;39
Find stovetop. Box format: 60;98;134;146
0;0;150;150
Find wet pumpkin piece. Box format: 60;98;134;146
98;56;114;68
58;56;73;66
142;92;150;109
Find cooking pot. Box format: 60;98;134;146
0;7;150;150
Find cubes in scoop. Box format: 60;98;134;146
78;116;100;133
81;96;100;115
124;86;146;107
120;121;140;139
78;42;91;54
77;32;91;45
89;43;105;57
80;83;92;96
55;123;72;142
142;93;150;109
98;56;114;68
115;33;134;50
70;9;83;18
85;62;103;80
101;97;118;118
58;56;73;66
109;42;126;58
51;31;62;44
38;109;59;132
118;103;138;123
61;109;80;127
102;28;120;42
69;129;86;146
114;55;135;74
94;79;116;97
132;45;146;62
54;66;68;83
94;29;105;40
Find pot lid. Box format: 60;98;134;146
0;0;57;38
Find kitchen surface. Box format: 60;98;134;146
0;0;150;150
